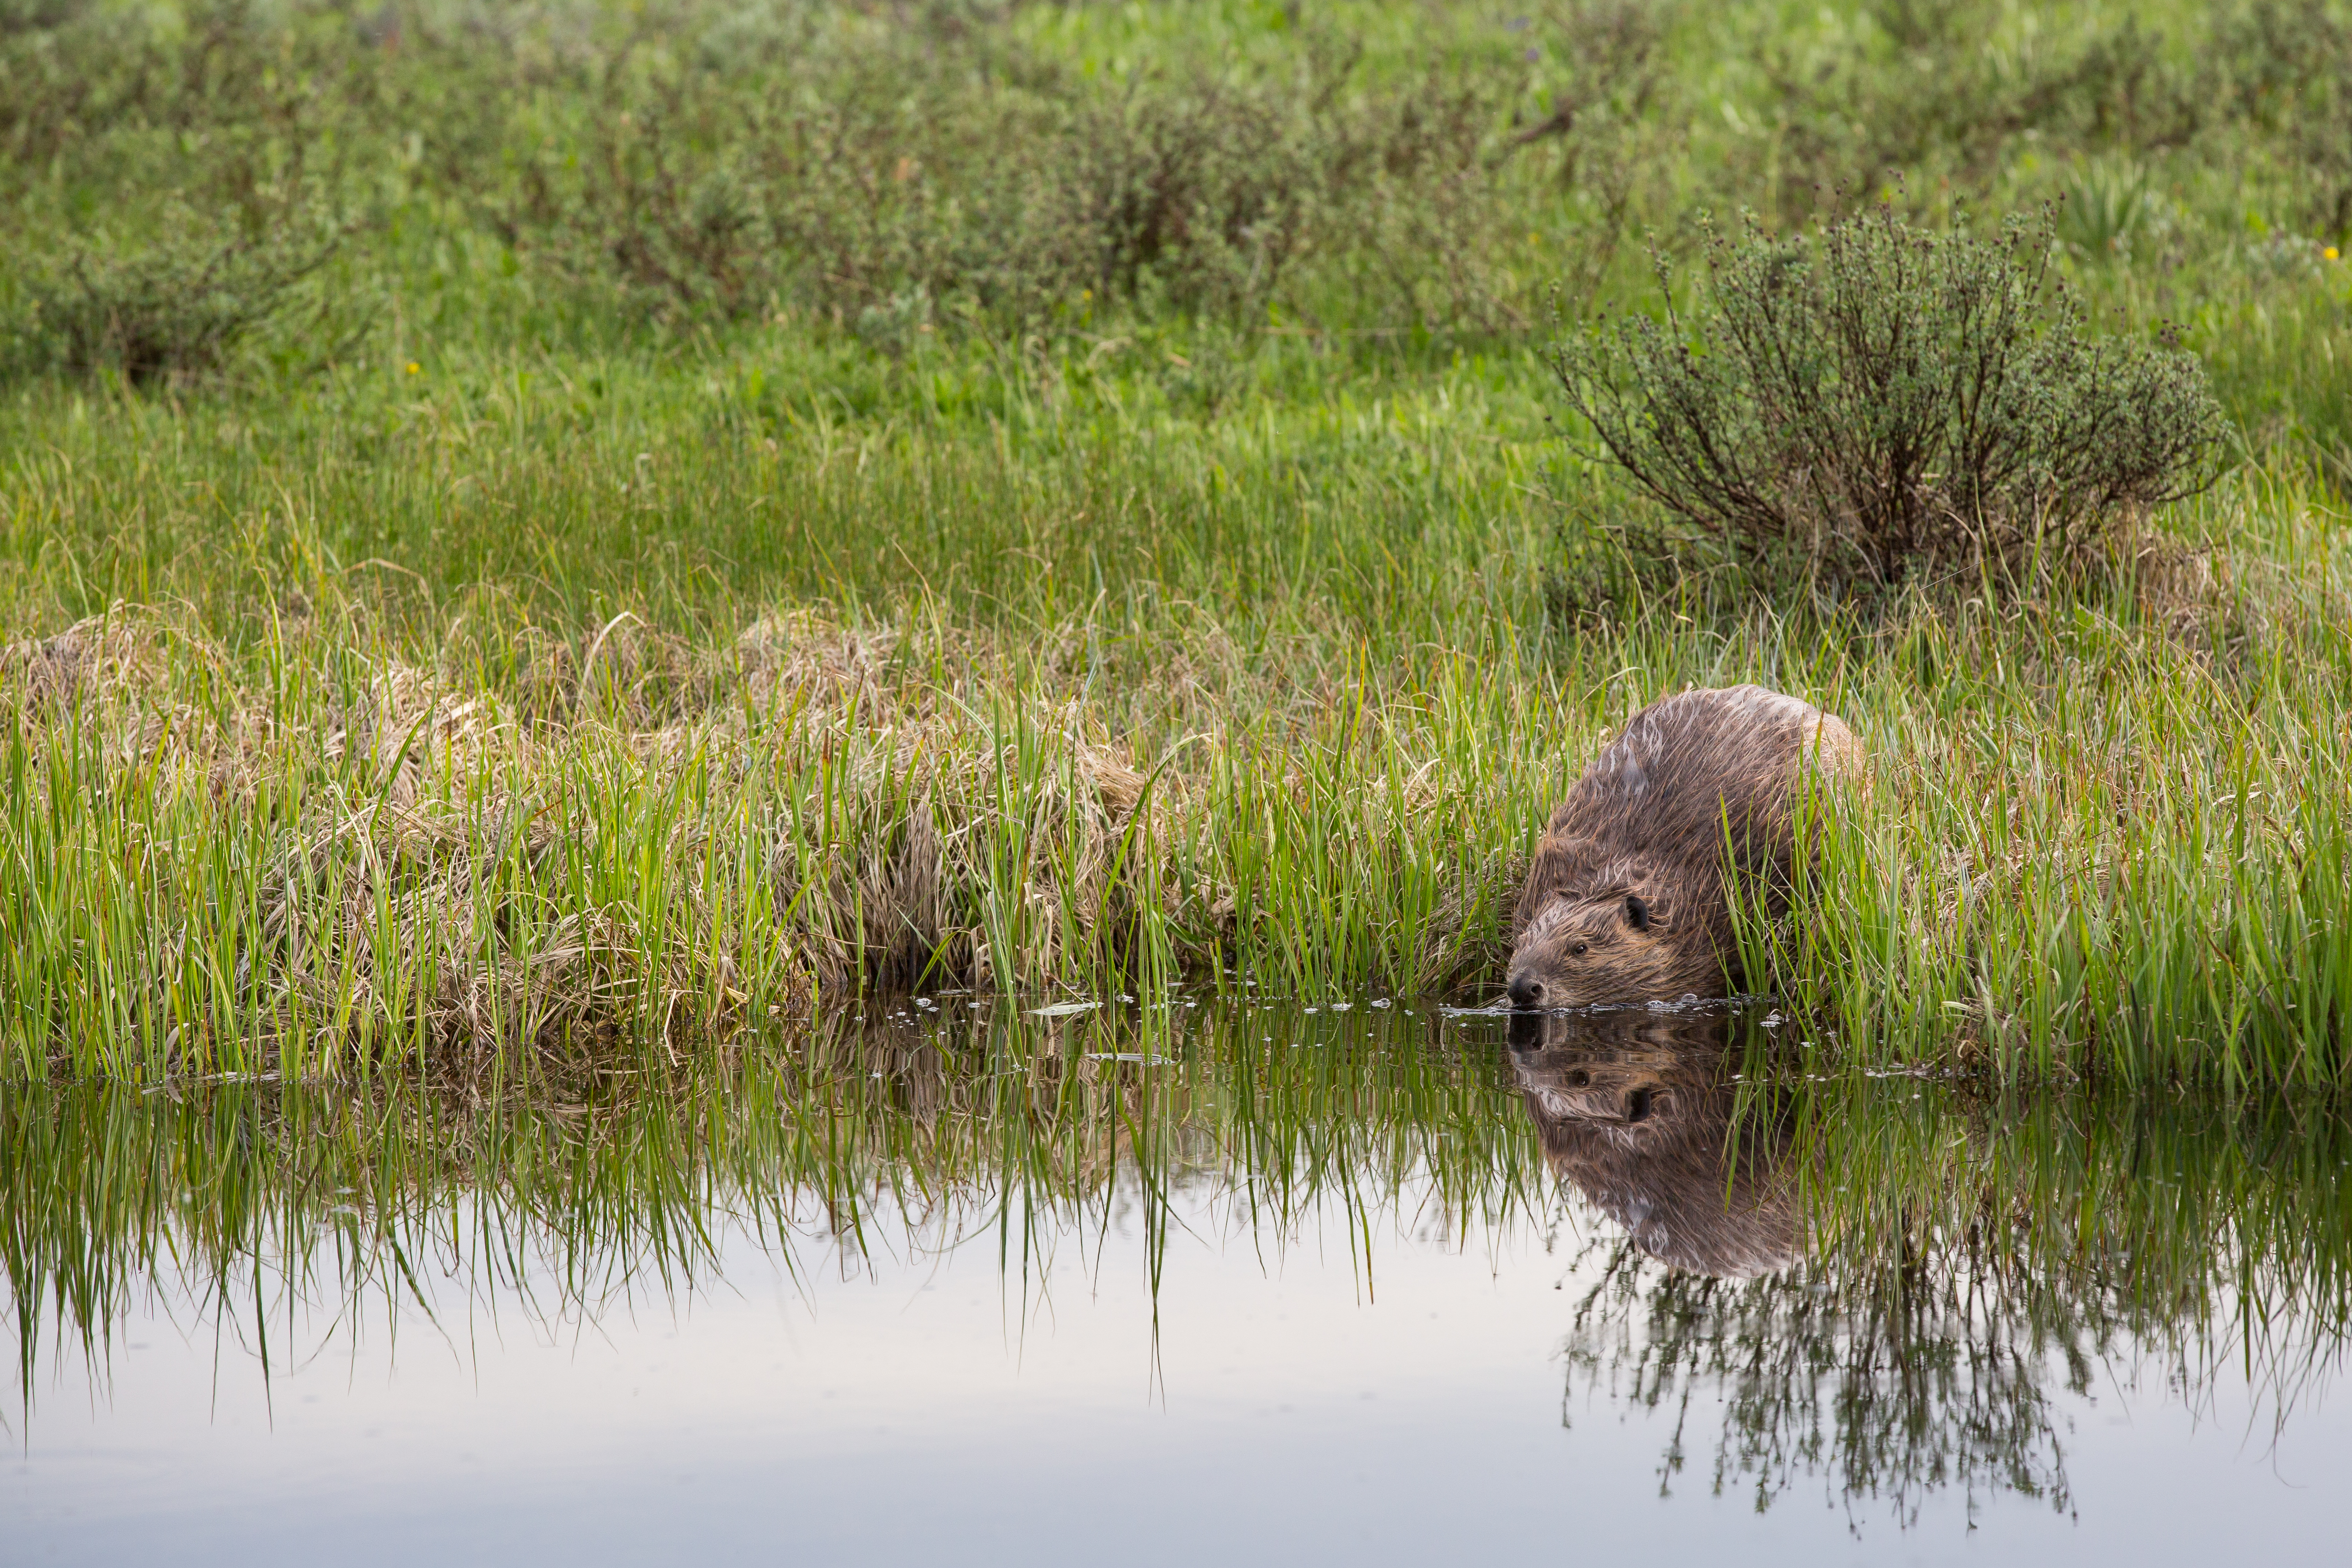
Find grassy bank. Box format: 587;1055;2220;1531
3;1;2350;1084
5;368;2345;1085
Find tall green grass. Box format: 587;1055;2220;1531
1742;476;2352;1088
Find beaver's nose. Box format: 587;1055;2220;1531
1507;974;1545;1010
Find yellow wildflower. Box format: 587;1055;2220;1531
2328;247;2342;262
406;361;421;374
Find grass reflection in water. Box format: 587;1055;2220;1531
5;1000;2347;1526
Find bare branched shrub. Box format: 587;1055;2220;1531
1550;205;2231;592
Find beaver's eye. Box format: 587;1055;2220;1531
1569;941;1589;957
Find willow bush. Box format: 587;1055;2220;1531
1550;205;2231;594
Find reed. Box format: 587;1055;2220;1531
1741;476;2352;1088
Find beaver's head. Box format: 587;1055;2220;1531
1505;885;1679;1010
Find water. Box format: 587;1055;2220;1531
7;1001;2351;1563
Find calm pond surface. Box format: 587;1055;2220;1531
6;999;2352;1564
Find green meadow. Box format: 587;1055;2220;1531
2;0;2349;1085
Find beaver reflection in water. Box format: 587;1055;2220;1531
1507;685;1862;1010
1510;1008;1795;1279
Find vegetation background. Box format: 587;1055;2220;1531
1;0;2348;1085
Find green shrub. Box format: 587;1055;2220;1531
0;0;373;385
1735;2;2203;226
494;21;1519;332
1549;205;2231;593
462;2;1697;336
2212;0;2352;242
0;0;81;37
14;215;340;385
3;0;2345;388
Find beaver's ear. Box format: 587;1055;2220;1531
1624;893;1653;931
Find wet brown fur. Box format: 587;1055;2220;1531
1508;1009;1795;1278
1507;685;1861;1008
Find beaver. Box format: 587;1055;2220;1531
1509;1007;1796;1278
1506;684;1861;1010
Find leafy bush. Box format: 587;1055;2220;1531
1550;205;2231;592
2212;0;2352;242
14;209;342;385
492;23;1520;331
0;0;80;36
453;1;1701;336
0;0;372;385
2;0;2346;388
1736;2;2203;225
